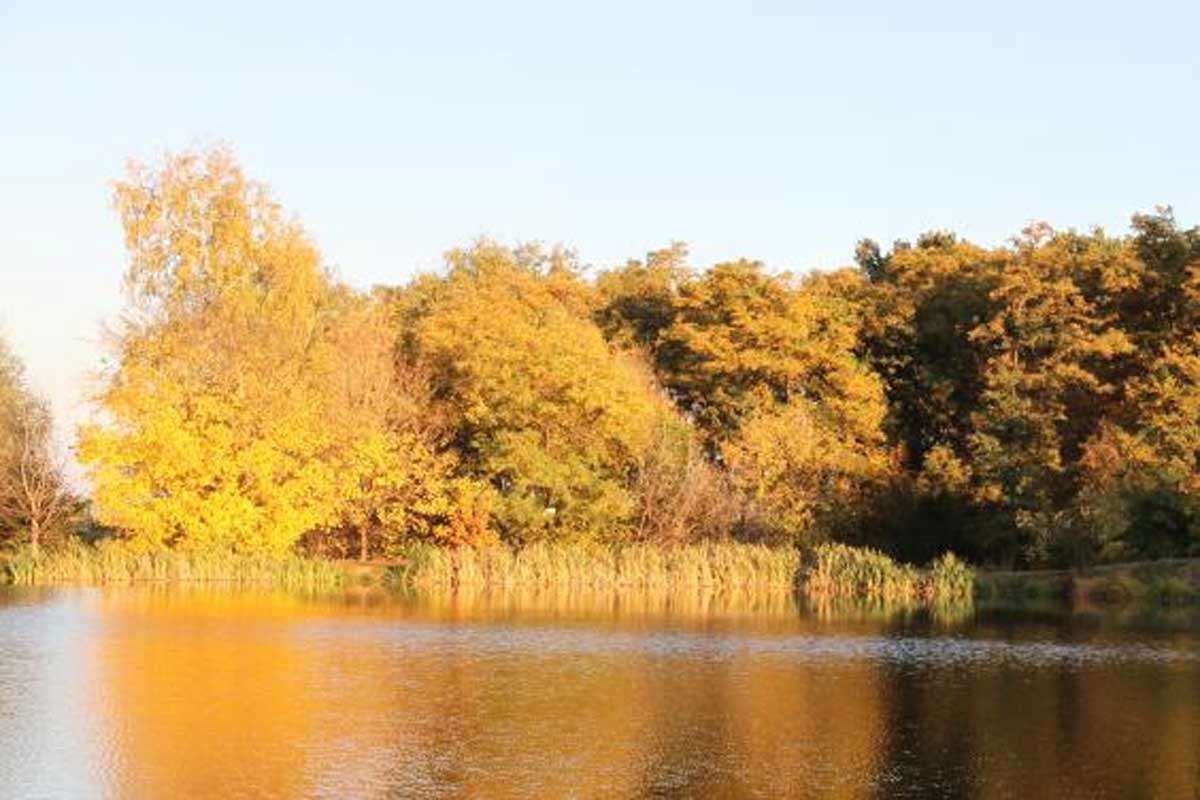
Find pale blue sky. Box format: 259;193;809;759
2;0;1198;463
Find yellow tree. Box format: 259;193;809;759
79;149;347;554
594;241;690;351
399;241;665;543
722;399;889;541
967;226;1135;564
651;260;890;540
658;262;886;449
855;232;1004;471
1117;208;1200;484
317;289;496;557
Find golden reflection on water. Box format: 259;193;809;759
0;586;1194;798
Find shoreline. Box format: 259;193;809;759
2;538;1196;609
976;558;1200;607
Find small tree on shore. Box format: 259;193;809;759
0;390;73;550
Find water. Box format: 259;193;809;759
0;587;1196;798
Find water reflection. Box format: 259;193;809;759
0;587;1195;798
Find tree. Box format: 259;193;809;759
0;336;23;413
857;233;1001;472
723;399;889;542
648;261;891;541
79;149;351;554
967;226;1135;564
631;412;736;544
314;290;494;558
658;261;886;450
80;149;487;556
594;241;690;352
0;337;72;548
398;241;667;543
0;398;73;549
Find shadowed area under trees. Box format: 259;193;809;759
53;147;1200;570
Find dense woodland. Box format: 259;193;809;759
4;148;1200;569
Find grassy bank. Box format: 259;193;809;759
975;558;1200;607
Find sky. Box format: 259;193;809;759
1;0;1198;467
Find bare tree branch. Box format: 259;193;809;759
0;397;73;548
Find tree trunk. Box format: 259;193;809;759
29;518;40;552
359;525;368;562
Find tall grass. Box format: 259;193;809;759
0;538;346;590
2;536;979;611
397;541;803;591
798;543;975;606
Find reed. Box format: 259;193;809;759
396;541;803;591
0;539;346;589
797;542;975;605
2;536;978;611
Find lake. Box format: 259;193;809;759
0;587;1196;798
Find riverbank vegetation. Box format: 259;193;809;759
0;539;345;589
397;541;803;591
800;544;975;605
976;558;1200;607
0;537;977;607
4;146;1200;591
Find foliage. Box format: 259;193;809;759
630;414;738;543
78;149;466;557
655;262;886;448
723;400;889;542
66;147;1200;571
854;213;1200;566
398;241;665;544
594;241;690;352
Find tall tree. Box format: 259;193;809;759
966;226;1135;564
857;232;1001;471
81;149;351;553
398;241;668;543
659;261;885;449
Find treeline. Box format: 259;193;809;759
53;147;1200;568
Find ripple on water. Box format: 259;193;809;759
294;618;1200;668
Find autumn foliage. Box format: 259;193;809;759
74;148;1200;567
